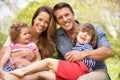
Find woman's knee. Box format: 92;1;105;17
44;58;59;71
44;58;57;63
44;58;54;62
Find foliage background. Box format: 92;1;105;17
0;0;120;80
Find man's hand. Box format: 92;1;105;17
64;50;87;62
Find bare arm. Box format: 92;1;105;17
65;46;112;62
28;51;41;62
0;47;11;69
84;46;112;60
34;51;41;61
0;46;8;58
11;50;35;58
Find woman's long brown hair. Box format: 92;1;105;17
31;6;56;59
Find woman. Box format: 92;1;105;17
0;6;56;80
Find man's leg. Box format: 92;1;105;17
9;58;59;78
77;70;110;80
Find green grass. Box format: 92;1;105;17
106;58;120;80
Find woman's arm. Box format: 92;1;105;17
0;36;12;58
11;50;35;58
0;47;11;69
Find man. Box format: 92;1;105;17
53;2;112;80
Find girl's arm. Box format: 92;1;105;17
29;42;41;61
34;51;41;61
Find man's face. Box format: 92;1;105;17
54;7;75;31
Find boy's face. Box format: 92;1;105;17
17;27;31;44
76;31;92;45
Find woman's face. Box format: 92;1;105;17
33;11;50;34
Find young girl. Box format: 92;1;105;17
9;23;97;80
0;21;41;72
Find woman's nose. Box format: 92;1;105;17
40;21;44;26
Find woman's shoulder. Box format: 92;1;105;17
3;36;13;46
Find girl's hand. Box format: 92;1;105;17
12;59;32;68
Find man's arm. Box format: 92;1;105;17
85;46;112;60
65;46;112;62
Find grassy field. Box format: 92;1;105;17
106;58;120;80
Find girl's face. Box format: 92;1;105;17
33;11;50;34
17;28;31;44
76;31;92;45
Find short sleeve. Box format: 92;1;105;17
28;42;39;52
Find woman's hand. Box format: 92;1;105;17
13;59;32;68
11;50;35;61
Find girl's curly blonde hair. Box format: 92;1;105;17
9;21;30;44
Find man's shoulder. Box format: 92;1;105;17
57;27;63;31
56;27;64;35
91;24;104;30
